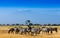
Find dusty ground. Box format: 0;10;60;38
0;26;60;38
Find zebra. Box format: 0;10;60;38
39;27;52;34
30;27;40;36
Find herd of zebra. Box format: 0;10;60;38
8;26;58;36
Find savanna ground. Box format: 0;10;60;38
0;26;60;38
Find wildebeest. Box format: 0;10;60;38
8;26;58;36
8;28;15;34
8;26;32;35
19;26;40;35
15;28;20;34
38;27;52;34
51;27;58;33
8;27;20;34
39;27;58;34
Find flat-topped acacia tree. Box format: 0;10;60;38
25;20;31;26
25;20;33;27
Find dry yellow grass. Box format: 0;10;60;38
0;26;60;38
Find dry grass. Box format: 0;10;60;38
0;26;60;38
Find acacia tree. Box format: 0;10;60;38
12;24;15;26
16;23;20;26
44;24;47;26
25;20;33;27
0;24;1;26
25;20;31;25
57;24;60;26
52;24;57;26
7;24;10;26
29;23;33;25
48;24;51;26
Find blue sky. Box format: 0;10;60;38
0;0;60;24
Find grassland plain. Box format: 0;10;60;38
0;26;60;38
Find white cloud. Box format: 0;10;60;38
17;9;31;12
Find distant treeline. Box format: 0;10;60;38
0;24;60;26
